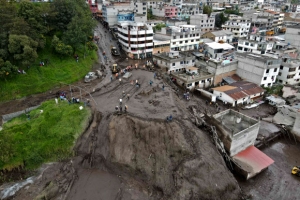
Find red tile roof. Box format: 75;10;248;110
232;146;274;176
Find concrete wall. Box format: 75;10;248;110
285;27;300;52
153;46;170;54
2;105;40;124
230;123;260;156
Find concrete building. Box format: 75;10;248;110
213;109;274;179
197;59;238;85
285;25;300;52
190;14;215;32
154;25;201;51
222;18;251;38
277;58;300;85
152;51;196;73
152;5;178;18
117;21;153;59
171;68;214;90
205;42;235;60
213;109;260;156
153;39;170;54
237;35;274;54
102;1;147;27
146;20;164;27
236;53;281;87
201;30;234;43
166;19;188;26
290;4;300;12
212;81;264;106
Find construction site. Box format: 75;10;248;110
0;22;300;200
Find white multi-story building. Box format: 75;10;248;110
154;25;201;51
117;22;153;59
190;14;215;32
102;1;147;27
277;58;300;85
152;51;196;73
205;42;235;60
237;35;274;54
222;18;251;38
236;52;281;87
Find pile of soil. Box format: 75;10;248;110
107;115;241;199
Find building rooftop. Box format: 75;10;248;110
212;81;265;101
171;69;213;84
213;109;259;135
210;30;233;37
236;52;280;62
206;42;235;50
153;51;195;61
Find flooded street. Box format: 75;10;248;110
236;140;300;200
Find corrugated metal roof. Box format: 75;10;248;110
232;146;274;178
212;81;264;100
212;85;237;92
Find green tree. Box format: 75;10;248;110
63;7;96;54
215;12;228;28
0;58;18;79
49;0;77;31
0;0;17;60
51;35;73;58
153;23;166;32
8;34;38;67
147;8;154;20
203;5;212;17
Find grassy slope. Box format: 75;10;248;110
0;46;97;102
0;100;91;171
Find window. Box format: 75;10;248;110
245;42;249;46
172;63;175;66
173;42;176;45
274;68;277;72
263;77;267;80
289;67;296;72
266;69;270;73
280;65;283;70
238;47;243;50
278;72;282;76
173;36;176;39
287;75;294;79
192;60;195;62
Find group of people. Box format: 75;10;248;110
115;98;128;113
183;92;190;101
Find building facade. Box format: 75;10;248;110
222;18;251;38
236;53;281;87
117;22;153;59
153;39;170;54
153;51;196;73
154;25;201;51
285;25;300;52
190;14;215;32
277;58;300;85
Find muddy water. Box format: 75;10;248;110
67;169;128;200
236;140;300;200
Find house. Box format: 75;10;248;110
213;109;274;179
152;6;178;18
201;30;233;43
152;51;196;73
236;52;281;87
117;22;153;59
153;39;170;54
171;67;214;90
237;35;274;54
222;18;251;39
205;42;235;60
211;81;265;106
154;25;201;51
190;14;215;32
276;57;300;85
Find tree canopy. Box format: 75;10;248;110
0;0;96;79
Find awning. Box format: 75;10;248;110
232;146;274;179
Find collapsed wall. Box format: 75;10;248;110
108;115;241;200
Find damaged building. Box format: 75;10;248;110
213;109;274;179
